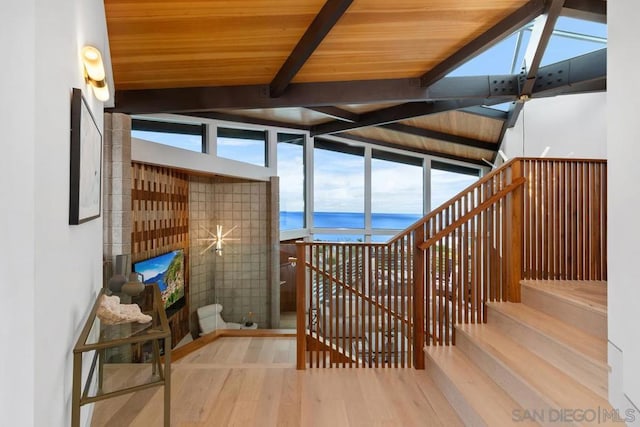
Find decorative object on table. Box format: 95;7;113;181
69;88;102;225
122;272;145;297
198;224;238;255
243;311;255;327
96;294;151;325
107;254;129;293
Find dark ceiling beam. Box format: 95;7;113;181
505;102;525;129
305;106;360;122
308;75;521;136
493;121;511;162
532;77;606;98
562;0;606;23
269;0;353;98
519;0;566;96
379;123;497;151
531;47;606;96
112;78;424;113
111;47;604;117
182;111;310;131
460;106;510;121
111;74;519;114
333;133;488;167
428;74;519;100
310;99;506;136
419;0;546;87
505;47;605;128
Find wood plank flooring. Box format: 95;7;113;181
91;337;461;427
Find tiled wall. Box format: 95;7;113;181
189;176;272;335
103;113;132;266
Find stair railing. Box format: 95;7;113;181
296;158;607;370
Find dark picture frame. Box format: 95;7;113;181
69;88;102;225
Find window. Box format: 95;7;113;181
278;133;305;230
313;140;364;229
371;150;423;229
431;161;480;209
541;16;606;66
217;127;267;167
131;119;205;153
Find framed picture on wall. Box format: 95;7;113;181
69;88;102;225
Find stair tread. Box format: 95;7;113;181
457;323;614;415
521;280;607;315
487;301;607;365
426;345;538;426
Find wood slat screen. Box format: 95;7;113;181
296;158;607;369
522;159;607;281
131;162;190;346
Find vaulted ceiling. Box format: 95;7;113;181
104;0;606;166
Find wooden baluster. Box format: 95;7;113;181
593;164;601;279
507;160;524;302
559;161;566;280
296;243;306;370
335;245;344;368
413;227;425;369
602;163;608;279
409;234;412;367
469;189;477;323
399;239;405;368
311;244;326;368
456;200;463;324
464;193;471;322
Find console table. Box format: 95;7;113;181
71;284;171;427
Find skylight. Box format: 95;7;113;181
540;17;607;66
447;15;606;78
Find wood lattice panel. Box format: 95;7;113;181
131;162;189;262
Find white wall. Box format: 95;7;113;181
1;0;109;425
608;1;640;423
502;92;606;159
0;1;37;424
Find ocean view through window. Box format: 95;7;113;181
313;140;365;229
278;133;305;230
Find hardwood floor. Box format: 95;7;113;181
91;337;461;427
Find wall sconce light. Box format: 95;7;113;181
81;45;110;102
198;224;239;256
288;257;297;267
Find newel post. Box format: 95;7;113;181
506;160;524;302
295;242;306;370
413;228;425;369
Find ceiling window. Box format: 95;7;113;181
540;17;606;67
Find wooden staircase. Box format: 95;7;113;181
426;280;615;426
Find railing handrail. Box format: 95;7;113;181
418;177;526;250
388;158;518;244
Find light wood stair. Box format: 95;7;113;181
426;280;615;426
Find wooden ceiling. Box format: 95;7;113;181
105;0;607;165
